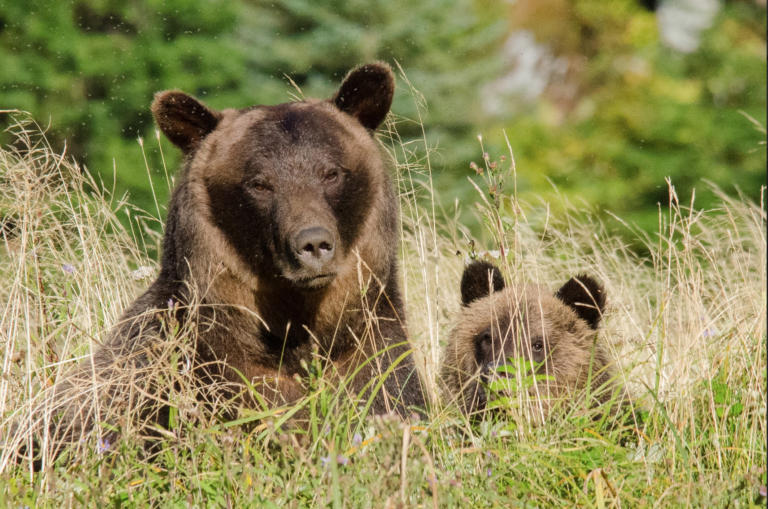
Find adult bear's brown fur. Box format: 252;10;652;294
440;260;624;419
29;62;426;461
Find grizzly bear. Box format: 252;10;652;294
29;62;426;460
440;260;623;420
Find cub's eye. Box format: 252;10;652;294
532;341;544;353
251;181;270;192
324;171;339;183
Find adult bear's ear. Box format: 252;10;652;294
460;260;505;307
332;62;395;130
555;274;606;330
152;91;222;153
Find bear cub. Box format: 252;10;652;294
440;260;625;419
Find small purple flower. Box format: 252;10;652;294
491;430;498;438
62;264;76;275
353;433;362;447
760;485;767;497
336;454;348;466
486;468;492;477
97;438;110;454
320;456;330;468
167;298;174;310
323;425;330;436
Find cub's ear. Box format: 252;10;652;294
151;91;222;153
460;260;505;307
332;62;395;130
555;274;606;330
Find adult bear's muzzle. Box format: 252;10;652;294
292;227;336;273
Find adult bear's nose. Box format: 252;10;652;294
292;227;335;270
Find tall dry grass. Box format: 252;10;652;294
389;86;765;437
387;75;766;496
0;82;765;505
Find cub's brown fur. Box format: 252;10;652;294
32;62;426;460
440;260;622;419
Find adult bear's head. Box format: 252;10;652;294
152;63;397;291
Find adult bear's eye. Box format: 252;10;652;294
324;170;339;183
251;181;270;192
532;341;544;353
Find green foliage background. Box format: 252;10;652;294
1;0;765;236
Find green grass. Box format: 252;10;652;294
0;98;765;508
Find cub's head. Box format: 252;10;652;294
441;260;609;416
152;63;397;290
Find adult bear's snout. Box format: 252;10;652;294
292;227;336;271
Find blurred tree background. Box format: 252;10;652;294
1;0;765;240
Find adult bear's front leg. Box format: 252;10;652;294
330;327;427;420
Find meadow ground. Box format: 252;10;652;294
0;100;765;507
